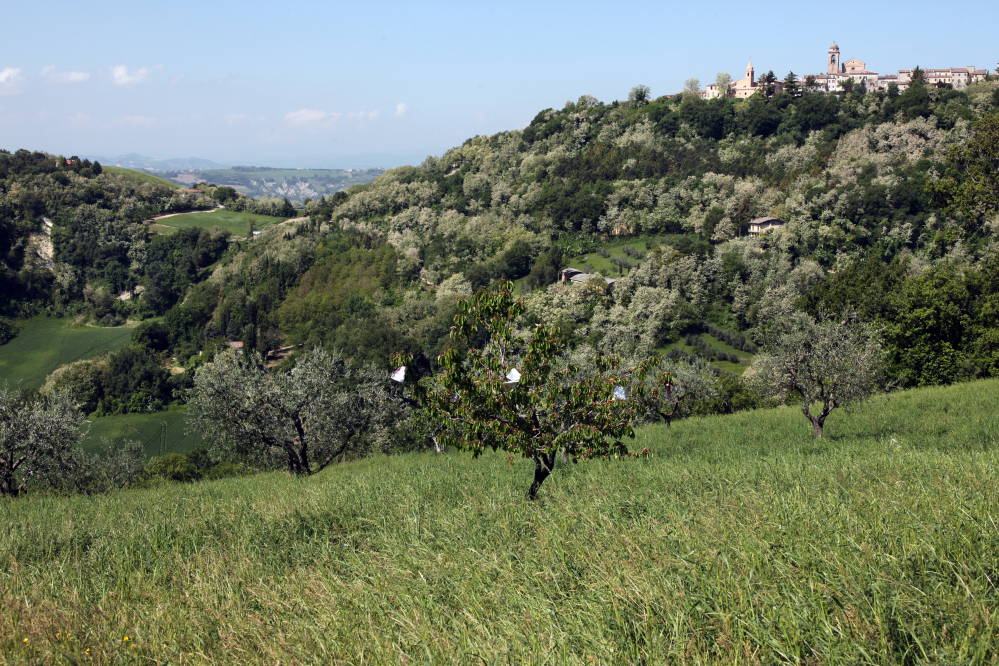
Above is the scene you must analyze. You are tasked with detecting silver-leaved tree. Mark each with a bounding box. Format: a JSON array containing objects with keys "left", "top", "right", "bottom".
[
  {"left": 631, "top": 356, "right": 717, "bottom": 428},
  {"left": 394, "top": 279, "right": 652, "bottom": 500},
  {"left": 752, "top": 312, "right": 888, "bottom": 438},
  {"left": 2, "top": 386, "right": 145, "bottom": 497},
  {"left": 186, "top": 347, "right": 403, "bottom": 475}
]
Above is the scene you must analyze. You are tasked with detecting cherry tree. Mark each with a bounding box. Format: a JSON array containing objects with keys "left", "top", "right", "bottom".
[{"left": 394, "top": 280, "right": 650, "bottom": 499}]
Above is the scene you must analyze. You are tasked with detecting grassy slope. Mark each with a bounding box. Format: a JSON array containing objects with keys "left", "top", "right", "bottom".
[
  {"left": 0, "top": 318, "right": 134, "bottom": 388},
  {"left": 82, "top": 409, "right": 203, "bottom": 458},
  {"left": 103, "top": 166, "right": 181, "bottom": 189},
  {"left": 150, "top": 209, "right": 288, "bottom": 237},
  {"left": 3, "top": 380, "right": 999, "bottom": 663}
]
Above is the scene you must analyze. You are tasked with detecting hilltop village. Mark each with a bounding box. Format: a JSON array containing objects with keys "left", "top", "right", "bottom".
[{"left": 697, "top": 42, "right": 992, "bottom": 98}]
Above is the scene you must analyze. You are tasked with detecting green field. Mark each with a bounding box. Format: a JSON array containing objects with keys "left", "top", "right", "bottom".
[
  {"left": 151, "top": 209, "right": 289, "bottom": 237},
  {"left": 83, "top": 409, "right": 203, "bottom": 458},
  {"left": 103, "top": 166, "right": 181, "bottom": 189},
  {"left": 3, "top": 380, "right": 999, "bottom": 663},
  {"left": 0, "top": 318, "right": 134, "bottom": 389}
]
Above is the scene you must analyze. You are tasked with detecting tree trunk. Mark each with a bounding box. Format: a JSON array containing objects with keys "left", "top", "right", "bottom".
[
  {"left": 811, "top": 416, "right": 824, "bottom": 438},
  {"left": 527, "top": 452, "right": 557, "bottom": 500}
]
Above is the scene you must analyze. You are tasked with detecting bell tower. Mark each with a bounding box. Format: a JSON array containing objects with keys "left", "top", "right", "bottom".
[
  {"left": 746, "top": 60, "right": 755, "bottom": 86},
  {"left": 828, "top": 42, "right": 841, "bottom": 74}
]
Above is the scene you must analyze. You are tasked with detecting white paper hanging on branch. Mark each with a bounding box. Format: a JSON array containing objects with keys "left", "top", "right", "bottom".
[
  {"left": 390, "top": 366, "right": 407, "bottom": 382},
  {"left": 613, "top": 386, "right": 626, "bottom": 401},
  {"left": 502, "top": 368, "right": 521, "bottom": 391}
]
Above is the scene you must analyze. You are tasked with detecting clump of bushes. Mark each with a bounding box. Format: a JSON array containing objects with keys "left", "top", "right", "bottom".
[
  {"left": 0, "top": 317, "right": 18, "bottom": 345},
  {"left": 622, "top": 246, "right": 647, "bottom": 260},
  {"left": 138, "top": 445, "right": 255, "bottom": 485},
  {"left": 704, "top": 323, "right": 758, "bottom": 354},
  {"left": 684, "top": 334, "right": 742, "bottom": 363}
]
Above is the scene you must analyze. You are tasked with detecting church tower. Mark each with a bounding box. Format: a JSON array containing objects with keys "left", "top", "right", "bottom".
[
  {"left": 828, "top": 43, "right": 841, "bottom": 74},
  {"left": 746, "top": 60, "right": 755, "bottom": 86}
]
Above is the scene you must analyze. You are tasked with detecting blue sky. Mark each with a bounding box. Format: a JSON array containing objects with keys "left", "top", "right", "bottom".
[{"left": 2, "top": 0, "right": 996, "bottom": 168}]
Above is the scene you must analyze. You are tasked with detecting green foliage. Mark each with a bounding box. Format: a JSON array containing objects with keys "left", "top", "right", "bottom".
[
  {"left": 143, "top": 227, "right": 230, "bottom": 314},
  {"left": 0, "top": 317, "right": 18, "bottom": 344},
  {"left": 884, "top": 263, "right": 975, "bottom": 386},
  {"left": 932, "top": 111, "right": 999, "bottom": 230},
  {"left": 39, "top": 343, "right": 184, "bottom": 416}
]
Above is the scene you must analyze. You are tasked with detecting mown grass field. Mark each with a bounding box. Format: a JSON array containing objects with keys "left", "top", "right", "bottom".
[
  {"left": 103, "top": 166, "right": 181, "bottom": 189},
  {"left": 0, "top": 318, "right": 134, "bottom": 389},
  {"left": 150, "top": 209, "right": 288, "bottom": 237},
  {"left": 82, "top": 409, "right": 203, "bottom": 458},
  {"left": 3, "top": 380, "right": 998, "bottom": 664}
]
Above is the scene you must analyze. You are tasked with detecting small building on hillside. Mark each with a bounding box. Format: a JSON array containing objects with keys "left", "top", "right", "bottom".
[
  {"left": 560, "top": 268, "right": 617, "bottom": 289},
  {"left": 748, "top": 217, "right": 784, "bottom": 237}
]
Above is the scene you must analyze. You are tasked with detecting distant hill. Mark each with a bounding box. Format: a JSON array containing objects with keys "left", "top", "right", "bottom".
[
  {"left": 84, "top": 153, "right": 230, "bottom": 171},
  {"left": 163, "top": 166, "right": 384, "bottom": 202}
]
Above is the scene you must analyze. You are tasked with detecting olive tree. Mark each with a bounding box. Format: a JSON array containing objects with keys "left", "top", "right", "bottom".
[
  {"left": 752, "top": 313, "right": 887, "bottom": 438},
  {"left": 185, "top": 348, "right": 402, "bottom": 476},
  {"left": 394, "top": 280, "right": 650, "bottom": 500},
  {"left": 0, "top": 388, "right": 85, "bottom": 496},
  {"left": 632, "top": 356, "right": 717, "bottom": 428}
]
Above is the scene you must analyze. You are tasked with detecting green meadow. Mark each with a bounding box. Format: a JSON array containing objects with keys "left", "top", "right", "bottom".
[
  {"left": 82, "top": 409, "right": 203, "bottom": 458},
  {"left": 150, "top": 209, "right": 289, "bottom": 237},
  {"left": 103, "top": 166, "right": 181, "bottom": 189},
  {"left": 3, "top": 379, "right": 999, "bottom": 664},
  {"left": 0, "top": 318, "right": 134, "bottom": 389}
]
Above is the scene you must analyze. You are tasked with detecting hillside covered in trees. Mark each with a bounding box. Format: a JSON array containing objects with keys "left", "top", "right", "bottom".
[{"left": 4, "top": 77, "right": 999, "bottom": 420}]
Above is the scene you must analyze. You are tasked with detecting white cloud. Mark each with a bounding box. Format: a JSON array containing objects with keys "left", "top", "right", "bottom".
[
  {"left": 284, "top": 108, "right": 334, "bottom": 124},
  {"left": 395, "top": 102, "right": 409, "bottom": 117},
  {"left": 0, "top": 68, "right": 25, "bottom": 95},
  {"left": 111, "top": 65, "right": 153, "bottom": 86},
  {"left": 117, "top": 115, "right": 156, "bottom": 126},
  {"left": 41, "top": 66, "right": 90, "bottom": 83}
]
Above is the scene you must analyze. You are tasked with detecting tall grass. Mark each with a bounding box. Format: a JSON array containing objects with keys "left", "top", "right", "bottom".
[{"left": 2, "top": 380, "right": 999, "bottom": 664}]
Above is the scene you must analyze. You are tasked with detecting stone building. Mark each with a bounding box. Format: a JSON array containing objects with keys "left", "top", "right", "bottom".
[{"left": 804, "top": 42, "right": 989, "bottom": 92}]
